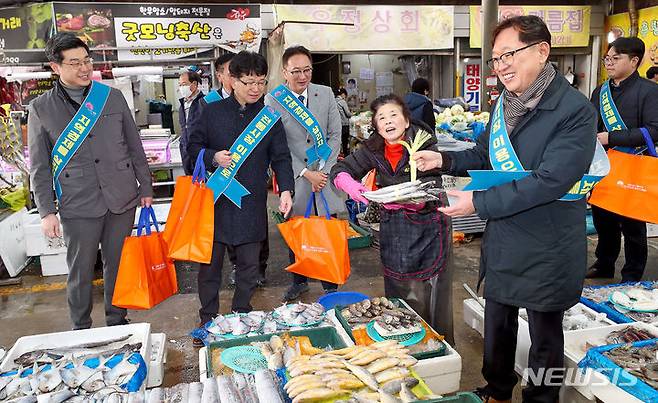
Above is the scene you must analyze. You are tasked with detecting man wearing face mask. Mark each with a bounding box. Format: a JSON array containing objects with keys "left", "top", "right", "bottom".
[
  {"left": 178, "top": 69, "right": 205, "bottom": 175},
  {"left": 588, "top": 37, "right": 658, "bottom": 282}
]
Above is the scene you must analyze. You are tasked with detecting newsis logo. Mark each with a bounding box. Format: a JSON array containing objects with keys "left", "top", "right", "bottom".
[
  {"left": 616, "top": 180, "right": 647, "bottom": 192},
  {"left": 521, "top": 367, "right": 638, "bottom": 387}
]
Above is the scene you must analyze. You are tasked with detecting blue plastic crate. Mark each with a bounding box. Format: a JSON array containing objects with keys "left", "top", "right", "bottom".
[{"left": 580, "top": 281, "right": 658, "bottom": 324}]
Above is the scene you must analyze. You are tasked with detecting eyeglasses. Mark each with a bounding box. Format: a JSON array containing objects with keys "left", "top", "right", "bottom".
[
  {"left": 60, "top": 58, "right": 94, "bottom": 69},
  {"left": 486, "top": 42, "right": 542, "bottom": 70},
  {"left": 286, "top": 67, "right": 313, "bottom": 77},
  {"left": 601, "top": 55, "right": 624, "bottom": 65},
  {"left": 237, "top": 78, "right": 268, "bottom": 88}
]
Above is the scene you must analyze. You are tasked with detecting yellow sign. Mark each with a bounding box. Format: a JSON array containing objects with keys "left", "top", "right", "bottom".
[
  {"left": 604, "top": 5, "right": 658, "bottom": 81},
  {"left": 469, "top": 6, "right": 591, "bottom": 48},
  {"left": 273, "top": 5, "right": 454, "bottom": 52}
]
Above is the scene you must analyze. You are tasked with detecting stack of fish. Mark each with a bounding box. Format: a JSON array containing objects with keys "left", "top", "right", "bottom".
[
  {"left": 341, "top": 298, "right": 421, "bottom": 332},
  {"left": 273, "top": 303, "right": 326, "bottom": 327},
  {"left": 362, "top": 181, "right": 444, "bottom": 204},
  {"left": 0, "top": 335, "right": 144, "bottom": 402},
  {"left": 205, "top": 312, "right": 270, "bottom": 337},
  {"left": 283, "top": 340, "right": 440, "bottom": 403},
  {"left": 520, "top": 305, "right": 609, "bottom": 331},
  {"left": 583, "top": 283, "right": 658, "bottom": 323},
  {"left": 603, "top": 341, "right": 658, "bottom": 389},
  {"left": 605, "top": 326, "right": 656, "bottom": 345},
  {"left": 611, "top": 289, "right": 658, "bottom": 312}
]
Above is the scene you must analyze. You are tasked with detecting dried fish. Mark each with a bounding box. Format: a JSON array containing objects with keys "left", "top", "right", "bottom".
[{"left": 363, "top": 181, "right": 444, "bottom": 204}]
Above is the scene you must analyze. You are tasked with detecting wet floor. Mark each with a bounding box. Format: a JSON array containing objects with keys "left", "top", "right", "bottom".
[{"left": 1, "top": 201, "right": 657, "bottom": 402}]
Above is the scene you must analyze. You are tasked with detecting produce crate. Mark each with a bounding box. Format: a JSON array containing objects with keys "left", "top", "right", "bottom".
[
  {"left": 206, "top": 326, "right": 347, "bottom": 377},
  {"left": 418, "top": 392, "right": 482, "bottom": 402},
  {"left": 347, "top": 222, "right": 372, "bottom": 249},
  {"left": 334, "top": 298, "right": 448, "bottom": 360}
]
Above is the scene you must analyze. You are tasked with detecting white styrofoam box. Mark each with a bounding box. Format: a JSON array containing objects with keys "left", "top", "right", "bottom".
[
  {"left": 23, "top": 210, "right": 66, "bottom": 256},
  {"left": 199, "top": 347, "right": 209, "bottom": 381},
  {"left": 1, "top": 323, "right": 152, "bottom": 388},
  {"left": 588, "top": 369, "right": 644, "bottom": 403},
  {"left": 648, "top": 223, "right": 658, "bottom": 238},
  {"left": 40, "top": 252, "right": 68, "bottom": 276},
  {"left": 147, "top": 332, "right": 166, "bottom": 388},
  {"left": 326, "top": 309, "right": 358, "bottom": 347},
  {"left": 411, "top": 340, "right": 462, "bottom": 395},
  {"left": 0, "top": 207, "right": 29, "bottom": 277},
  {"left": 515, "top": 303, "right": 615, "bottom": 376},
  {"left": 462, "top": 297, "right": 486, "bottom": 337}
]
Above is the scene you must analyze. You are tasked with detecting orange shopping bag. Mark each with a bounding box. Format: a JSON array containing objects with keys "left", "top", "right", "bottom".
[
  {"left": 277, "top": 191, "right": 351, "bottom": 284},
  {"left": 113, "top": 207, "right": 178, "bottom": 309},
  {"left": 162, "top": 150, "right": 214, "bottom": 263},
  {"left": 589, "top": 128, "right": 658, "bottom": 224}
]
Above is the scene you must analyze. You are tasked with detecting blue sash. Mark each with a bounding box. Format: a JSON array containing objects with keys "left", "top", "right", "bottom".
[
  {"left": 204, "top": 89, "right": 222, "bottom": 104},
  {"left": 270, "top": 84, "right": 332, "bottom": 168},
  {"left": 464, "top": 100, "right": 607, "bottom": 201},
  {"left": 206, "top": 106, "right": 281, "bottom": 207},
  {"left": 599, "top": 80, "right": 645, "bottom": 154},
  {"left": 51, "top": 81, "right": 111, "bottom": 200}
]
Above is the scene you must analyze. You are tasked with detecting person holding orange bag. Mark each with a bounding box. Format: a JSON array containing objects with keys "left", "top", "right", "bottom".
[
  {"left": 188, "top": 51, "right": 294, "bottom": 347},
  {"left": 329, "top": 94, "right": 453, "bottom": 344},
  {"left": 588, "top": 37, "right": 658, "bottom": 282}
]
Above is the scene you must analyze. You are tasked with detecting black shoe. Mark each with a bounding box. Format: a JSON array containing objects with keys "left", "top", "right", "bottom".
[
  {"left": 283, "top": 283, "right": 309, "bottom": 301},
  {"left": 109, "top": 318, "right": 130, "bottom": 326},
  {"left": 323, "top": 288, "right": 338, "bottom": 295},
  {"left": 256, "top": 276, "right": 267, "bottom": 288},
  {"left": 228, "top": 267, "right": 236, "bottom": 289},
  {"left": 192, "top": 337, "right": 204, "bottom": 348},
  {"left": 585, "top": 264, "right": 614, "bottom": 279}
]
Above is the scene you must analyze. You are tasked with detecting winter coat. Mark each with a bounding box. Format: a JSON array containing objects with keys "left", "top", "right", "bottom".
[
  {"left": 330, "top": 122, "right": 452, "bottom": 280},
  {"left": 442, "top": 74, "right": 597, "bottom": 312},
  {"left": 187, "top": 95, "right": 294, "bottom": 245},
  {"left": 590, "top": 71, "right": 658, "bottom": 150},
  {"left": 404, "top": 92, "right": 436, "bottom": 133},
  {"left": 336, "top": 96, "right": 352, "bottom": 126},
  {"left": 178, "top": 91, "right": 206, "bottom": 174}
]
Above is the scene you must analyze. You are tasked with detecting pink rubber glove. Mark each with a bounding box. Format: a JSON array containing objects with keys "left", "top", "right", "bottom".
[
  {"left": 382, "top": 202, "right": 426, "bottom": 211},
  {"left": 333, "top": 172, "right": 369, "bottom": 204}
]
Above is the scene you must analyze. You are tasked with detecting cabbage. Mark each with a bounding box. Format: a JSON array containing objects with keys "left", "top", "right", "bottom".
[{"left": 450, "top": 104, "right": 465, "bottom": 115}]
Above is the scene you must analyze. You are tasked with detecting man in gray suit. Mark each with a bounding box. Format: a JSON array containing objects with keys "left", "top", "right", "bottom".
[
  {"left": 28, "top": 33, "right": 153, "bottom": 329},
  {"left": 265, "top": 45, "right": 344, "bottom": 301}
]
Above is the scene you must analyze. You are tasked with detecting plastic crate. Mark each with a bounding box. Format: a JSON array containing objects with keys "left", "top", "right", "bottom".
[
  {"left": 347, "top": 222, "right": 373, "bottom": 249},
  {"left": 418, "top": 392, "right": 482, "bottom": 403},
  {"left": 334, "top": 298, "right": 448, "bottom": 360},
  {"left": 580, "top": 282, "right": 658, "bottom": 324},
  {"left": 206, "top": 326, "right": 348, "bottom": 377}
]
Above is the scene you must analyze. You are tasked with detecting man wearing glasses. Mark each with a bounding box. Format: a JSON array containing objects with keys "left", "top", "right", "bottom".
[
  {"left": 188, "top": 51, "right": 294, "bottom": 346},
  {"left": 28, "top": 32, "right": 153, "bottom": 329},
  {"left": 588, "top": 37, "right": 658, "bottom": 282},
  {"left": 265, "top": 45, "right": 344, "bottom": 301}
]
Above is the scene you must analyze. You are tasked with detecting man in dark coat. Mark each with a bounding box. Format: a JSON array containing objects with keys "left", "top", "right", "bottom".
[
  {"left": 403, "top": 78, "right": 435, "bottom": 132},
  {"left": 415, "top": 16, "right": 596, "bottom": 403},
  {"left": 588, "top": 37, "right": 658, "bottom": 282},
  {"left": 178, "top": 69, "right": 205, "bottom": 175},
  {"left": 187, "top": 51, "right": 294, "bottom": 347}
]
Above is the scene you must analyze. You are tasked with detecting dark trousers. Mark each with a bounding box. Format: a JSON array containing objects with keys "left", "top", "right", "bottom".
[
  {"left": 341, "top": 125, "right": 350, "bottom": 156},
  {"left": 592, "top": 205, "right": 647, "bottom": 282},
  {"left": 198, "top": 241, "right": 261, "bottom": 323},
  {"left": 483, "top": 299, "right": 564, "bottom": 403},
  {"left": 61, "top": 208, "right": 135, "bottom": 329},
  {"left": 227, "top": 232, "right": 269, "bottom": 278},
  {"left": 288, "top": 197, "right": 338, "bottom": 291}
]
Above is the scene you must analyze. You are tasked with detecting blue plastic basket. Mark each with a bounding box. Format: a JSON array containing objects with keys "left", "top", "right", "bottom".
[
  {"left": 317, "top": 291, "right": 369, "bottom": 310},
  {"left": 220, "top": 346, "right": 267, "bottom": 374}
]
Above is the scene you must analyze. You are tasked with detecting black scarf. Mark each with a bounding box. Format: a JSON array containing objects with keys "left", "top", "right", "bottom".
[{"left": 501, "top": 62, "right": 556, "bottom": 129}]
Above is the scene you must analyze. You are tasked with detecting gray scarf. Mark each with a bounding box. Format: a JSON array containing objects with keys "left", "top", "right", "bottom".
[{"left": 501, "top": 62, "right": 557, "bottom": 130}]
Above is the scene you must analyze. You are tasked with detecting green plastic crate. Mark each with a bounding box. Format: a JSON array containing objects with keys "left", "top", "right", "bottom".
[
  {"left": 334, "top": 297, "right": 448, "bottom": 360},
  {"left": 348, "top": 222, "right": 372, "bottom": 249},
  {"left": 207, "top": 326, "right": 347, "bottom": 376},
  {"left": 417, "top": 392, "right": 482, "bottom": 402}
]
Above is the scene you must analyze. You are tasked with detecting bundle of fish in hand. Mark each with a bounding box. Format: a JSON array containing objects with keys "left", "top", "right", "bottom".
[
  {"left": 283, "top": 340, "right": 441, "bottom": 403},
  {"left": 341, "top": 298, "right": 421, "bottom": 332},
  {"left": 362, "top": 181, "right": 444, "bottom": 204},
  {"left": 0, "top": 335, "right": 144, "bottom": 402},
  {"left": 273, "top": 303, "right": 326, "bottom": 327},
  {"left": 205, "top": 311, "right": 268, "bottom": 337}
]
